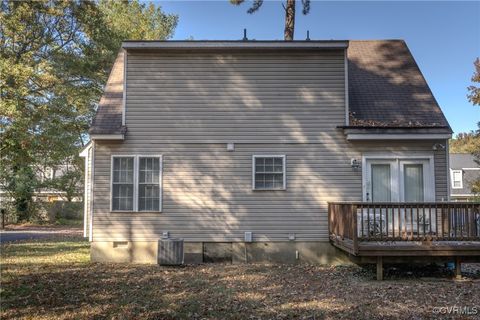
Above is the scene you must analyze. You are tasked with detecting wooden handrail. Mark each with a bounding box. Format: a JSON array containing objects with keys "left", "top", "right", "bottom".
[
  {"left": 329, "top": 201, "right": 480, "bottom": 206},
  {"left": 328, "top": 202, "right": 480, "bottom": 242}
]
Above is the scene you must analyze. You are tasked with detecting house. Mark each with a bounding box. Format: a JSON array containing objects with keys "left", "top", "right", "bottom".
[
  {"left": 81, "top": 40, "right": 479, "bottom": 277},
  {"left": 0, "top": 164, "right": 82, "bottom": 203},
  {"left": 450, "top": 153, "right": 480, "bottom": 201}
]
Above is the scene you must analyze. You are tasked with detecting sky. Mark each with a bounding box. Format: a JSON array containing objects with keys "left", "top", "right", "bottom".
[{"left": 154, "top": 0, "right": 480, "bottom": 135}]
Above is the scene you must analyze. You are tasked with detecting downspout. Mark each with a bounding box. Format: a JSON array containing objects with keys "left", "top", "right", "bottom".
[
  {"left": 344, "top": 48, "right": 349, "bottom": 126},
  {"left": 89, "top": 140, "right": 95, "bottom": 242},
  {"left": 446, "top": 140, "right": 450, "bottom": 202},
  {"left": 122, "top": 49, "right": 127, "bottom": 126},
  {"left": 83, "top": 151, "right": 88, "bottom": 238}
]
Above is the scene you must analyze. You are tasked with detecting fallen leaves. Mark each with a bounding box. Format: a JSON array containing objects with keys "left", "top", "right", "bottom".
[{"left": 1, "top": 238, "right": 479, "bottom": 319}]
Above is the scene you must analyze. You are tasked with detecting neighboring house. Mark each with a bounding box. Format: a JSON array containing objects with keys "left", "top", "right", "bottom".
[
  {"left": 81, "top": 40, "right": 479, "bottom": 272},
  {"left": 450, "top": 153, "right": 480, "bottom": 201},
  {"left": 36, "top": 164, "right": 82, "bottom": 202},
  {"left": 0, "top": 164, "right": 81, "bottom": 203}
]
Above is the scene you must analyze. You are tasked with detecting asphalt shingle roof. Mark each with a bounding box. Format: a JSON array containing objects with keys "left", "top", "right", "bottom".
[
  {"left": 449, "top": 153, "right": 480, "bottom": 196},
  {"left": 89, "top": 51, "right": 125, "bottom": 135},
  {"left": 348, "top": 40, "right": 450, "bottom": 129}
]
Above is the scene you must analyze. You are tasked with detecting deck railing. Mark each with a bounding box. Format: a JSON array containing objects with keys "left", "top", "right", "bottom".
[{"left": 329, "top": 202, "right": 480, "bottom": 252}]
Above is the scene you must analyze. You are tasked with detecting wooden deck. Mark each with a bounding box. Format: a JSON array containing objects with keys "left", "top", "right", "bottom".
[{"left": 328, "top": 202, "right": 480, "bottom": 279}]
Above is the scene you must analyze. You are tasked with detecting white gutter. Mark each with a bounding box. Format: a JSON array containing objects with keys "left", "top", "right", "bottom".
[
  {"left": 346, "top": 133, "right": 452, "bottom": 140},
  {"left": 90, "top": 134, "right": 124, "bottom": 140}
]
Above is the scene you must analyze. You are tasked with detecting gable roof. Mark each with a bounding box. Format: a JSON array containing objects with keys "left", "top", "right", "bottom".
[
  {"left": 347, "top": 40, "right": 450, "bottom": 130},
  {"left": 89, "top": 51, "right": 126, "bottom": 135},
  {"left": 450, "top": 153, "right": 479, "bottom": 170},
  {"left": 89, "top": 40, "right": 451, "bottom": 135},
  {"left": 449, "top": 153, "right": 480, "bottom": 196}
]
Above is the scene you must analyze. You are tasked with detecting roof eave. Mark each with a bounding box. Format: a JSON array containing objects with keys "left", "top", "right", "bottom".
[
  {"left": 122, "top": 40, "right": 349, "bottom": 50},
  {"left": 79, "top": 141, "right": 92, "bottom": 157},
  {"left": 90, "top": 133, "right": 125, "bottom": 141},
  {"left": 339, "top": 126, "right": 452, "bottom": 141}
]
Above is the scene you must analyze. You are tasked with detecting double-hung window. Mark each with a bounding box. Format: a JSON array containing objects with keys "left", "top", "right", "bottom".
[
  {"left": 252, "top": 155, "right": 286, "bottom": 190},
  {"left": 138, "top": 157, "right": 161, "bottom": 211},
  {"left": 112, "top": 157, "right": 134, "bottom": 211},
  {"left": 111, "top": 155, "right": 162, "bottom": 212},
  {"left": 451, "top": 170, "right": 463, "bottom": 189}
]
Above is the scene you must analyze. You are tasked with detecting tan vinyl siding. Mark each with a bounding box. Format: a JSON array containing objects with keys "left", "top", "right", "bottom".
[
  {"left": 92, "top": 140, "right": 448, "bottom": 242},
  {"left": 91, "top": 49, "right": 449, "bottom": 242},
  {"left": 125, "top": 50, "right": 345, "bottom": 144}
]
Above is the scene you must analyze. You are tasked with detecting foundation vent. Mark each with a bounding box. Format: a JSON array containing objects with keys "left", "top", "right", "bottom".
[{"left": 158, "top": 238, "right": 184, "bottom": 265}]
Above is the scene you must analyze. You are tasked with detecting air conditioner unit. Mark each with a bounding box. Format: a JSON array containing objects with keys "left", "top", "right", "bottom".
[{"left": 158, "top": 238, "right": 184, "bottom": 265}]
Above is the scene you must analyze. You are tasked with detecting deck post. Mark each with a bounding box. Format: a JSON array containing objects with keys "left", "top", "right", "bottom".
[
  {"left": 352, "top": 204, "right": 359, "bottom": 255},
  {"left": 454, "top": 257, "right": 462, "bottom": 279},
  {"left": 376, "top": 256, "right": 383, "bottom": 281}
]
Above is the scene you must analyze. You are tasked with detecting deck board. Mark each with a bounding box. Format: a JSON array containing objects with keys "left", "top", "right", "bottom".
[{"left": 331, "top": 238, "right": 480, "bottom": 257}]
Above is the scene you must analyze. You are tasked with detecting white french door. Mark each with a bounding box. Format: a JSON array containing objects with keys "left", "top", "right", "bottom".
[
  {"left": 364, "top": 157, "right": 434, "bottom": 202},
  {"left": 362, "top": 155, "right": 435, "bottom": 236},
  {"left": 399, "top": 160, "right": 433, "bottom": 202},
  {"left": 365, "top": 160, "right": 397, "bottom": 202}
]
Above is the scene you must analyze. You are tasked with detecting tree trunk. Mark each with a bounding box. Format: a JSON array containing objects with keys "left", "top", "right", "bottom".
[{"left": 284, "top": 0, "right": 295, "bottom": 40}]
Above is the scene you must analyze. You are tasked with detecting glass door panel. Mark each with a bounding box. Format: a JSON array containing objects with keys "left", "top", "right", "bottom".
[
  {"left": 399, "top": 160, "right": 435, "bottom": 235},
  {"left": 371, "top": 164, "right": 392, "bottom": 202},
  {"left": 363, "top": 161, "right": 396, "bottom": 237},
  {"left": 403, "top": 164, "right": 424, "bottom": 202}
]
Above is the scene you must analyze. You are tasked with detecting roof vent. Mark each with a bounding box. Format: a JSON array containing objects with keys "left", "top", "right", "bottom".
[
  {"left": 306, "top": 30, "right": 311, "bottom": 41},
  {"left": 243, "top": 28, "right": 248, "bottom": 41}
]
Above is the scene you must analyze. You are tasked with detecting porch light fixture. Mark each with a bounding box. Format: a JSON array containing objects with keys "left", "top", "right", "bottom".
[
  {"left": 351, "top": 158, "right": 361, "bottom": 169},
  {"left": 432, "top": 143, "right": 446, "bottom": 151}
]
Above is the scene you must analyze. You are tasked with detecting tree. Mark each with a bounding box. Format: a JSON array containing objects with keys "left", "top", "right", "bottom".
[
  {"left": 0, "top": 0, "right": 177, "bottom": 220},
  {"left": 465, "top": 57, "right": 480, "bottom": 195},
  {"left": 467, "top": 58, "right": 480, "bottom": 105},
  {"left": 450, "top": 132, "right": 480, "bottom": 154},
  {"left": 230, "top": 0, "right": 310, "bottom": 40},
  {"left": 466, "top": 58, "right": 480, "bottom": 165}
]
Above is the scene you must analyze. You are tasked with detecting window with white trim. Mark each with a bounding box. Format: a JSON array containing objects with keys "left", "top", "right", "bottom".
[
  {"left": 138, "top": 157, "right": 161, "bottom": 211},
  {"left": 451, "top": 170, "right": 463, "bottom": 189},
  {"left": 112, "top": 157, "right": 134, "bottom": 211},
  {"left": 111, "top": 156, "right": 162, "bottom": 212},
  {"left": 253, "top": 155, "right": 286, "bottom": 190}
]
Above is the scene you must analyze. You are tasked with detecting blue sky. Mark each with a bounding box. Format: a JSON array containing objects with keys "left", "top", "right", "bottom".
[{"left": 155, "top": 0, "right": 480, "bottom": 135}]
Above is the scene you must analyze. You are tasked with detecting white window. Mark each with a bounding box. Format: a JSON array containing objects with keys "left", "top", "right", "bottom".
[
  {"left": 112, "top": 157, "right": 135, "bottom": 211},
  {"left": 451, "top": 170, "right": 463, "bottom": 189},
  {"left": 252, "top": 155, "right": 286, "bottom": 190},
  {"left": 138, "top": 157, "right": 161, "bottom": 211},
  {"left": 111, "top": 155, "right": 162, "bottom": 212}
]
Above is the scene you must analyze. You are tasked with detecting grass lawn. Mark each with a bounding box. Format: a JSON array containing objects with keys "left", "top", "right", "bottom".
[{"left": 1, "top": 237, "right": 479, "bottom": 320}]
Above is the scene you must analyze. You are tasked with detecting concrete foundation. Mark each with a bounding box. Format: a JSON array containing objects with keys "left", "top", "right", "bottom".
[
  {"left": 90, "top": 241, "right": 353, "bottom": 265},
  {"left": 91, "top": 241, "right": 158, "bottom": 263}
]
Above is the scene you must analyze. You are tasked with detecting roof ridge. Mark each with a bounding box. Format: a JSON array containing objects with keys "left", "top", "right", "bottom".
[{"left": 349, "top": 39, "right": 405, "bottom": 42}]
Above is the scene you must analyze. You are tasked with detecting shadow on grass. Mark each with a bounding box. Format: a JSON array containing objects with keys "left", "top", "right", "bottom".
[{"left": 1, "top": 239, "right": 479, "bottom": 319}]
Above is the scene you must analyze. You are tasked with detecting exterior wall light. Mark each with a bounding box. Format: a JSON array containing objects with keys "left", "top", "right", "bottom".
[
  {"left": 351, "top": 158, "right": 361, "bottom": 169},
  {"left": 432, "top": 143, "right": 446, "bottom": 150}
]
